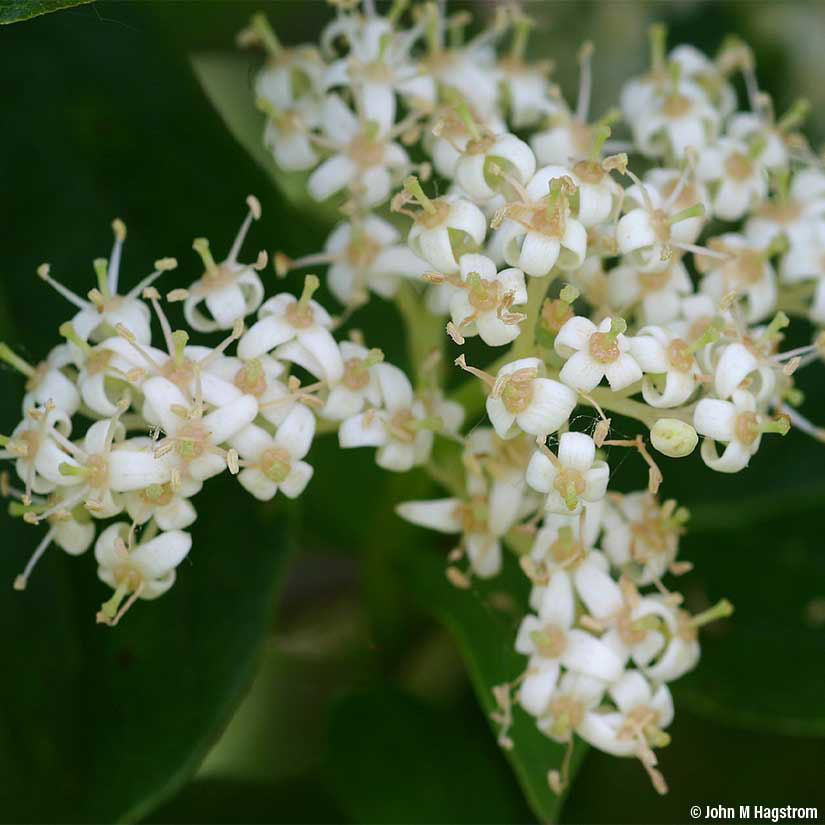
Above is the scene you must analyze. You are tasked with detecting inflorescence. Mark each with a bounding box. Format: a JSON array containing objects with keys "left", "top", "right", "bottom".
[{"left": 3, "top": 0, "right": 825, "bottom": 795}]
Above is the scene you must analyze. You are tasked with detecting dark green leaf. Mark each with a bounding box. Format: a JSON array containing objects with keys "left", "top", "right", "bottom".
[
  {"left": 561, "top": 709, "right": 825, "bottom": 823},
  {"left": 0, "top": 480, "right": 293, "bottom": 823},
  {"left": 672, "top": 501, "right": 825, "bottom": 737},
  {"left": 143, "top": 777, "right": 343, "bottom": 825},
  {"left": 0, "top": 0, "right": 91, "bottom": 24},
  {"left": 398, "top": 542, "right": 588, "bottom": 824},
  {"left": 326, "top": 685, "right": 532, "bottom": 824},
  {"left": 189, "top": 52, "right": 337, "bottom": 223}
]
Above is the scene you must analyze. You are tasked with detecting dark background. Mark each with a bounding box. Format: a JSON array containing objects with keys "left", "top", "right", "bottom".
[{"left": 1, "top": 2, "right": 824, "bottom": 823}]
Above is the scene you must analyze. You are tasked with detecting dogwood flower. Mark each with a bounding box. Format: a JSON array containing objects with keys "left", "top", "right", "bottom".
[
  {"left": 629, "top": 325, "right": 701, "bottom": 408},
  {"left": 230, "top": 404, "right": 315, "bottom": 500},
  {"left": 447, "top": 253, "right": 527, "bottom": 346},
  {"left": 95, "top": 522, "right": 192, "bottom": 624},
  {"left": 0, "top": 343, "right": 80, "bottom": 417},
  {"left": 404, "top": 180, "right": 487, "bottom": 275},
  {"left": 601, "top": 492, "right": 687, "bottom": 585},
  {"left": 183, "top": 196, "right": 267, "bottom": 332},
  {"left": 696, "top": 233, "right": 778, "bottom": 322},
  {"left": 555, "top": 315, "right": 642, "bottom": 392},
  {"left": 694, "top": 388, "right": 788, "bottom": 472},
  {"left": 578, "top": 670, "right": 673, "bottom": 795},
  {"left": 338, "top": 362, "right": 442, "bottom": 472},
  {"left": 525, "top": 432, "right": 609, "bottom": 514},
  {"left": 239, "top": 276, "right": 344, "bottom": 383},
  {"left": 696, "top": 137, "right": 769, "bottom": 221},
  {"left": 497, "top": 171, "right": 587, "bottom": 276},
  {"left": 307, "top": 94, "right": 409, "bottom": 206}
]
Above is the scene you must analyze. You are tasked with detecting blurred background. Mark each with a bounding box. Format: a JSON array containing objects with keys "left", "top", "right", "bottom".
[{"left": 2, "top": 2, "right": 825, "bottom": 823}]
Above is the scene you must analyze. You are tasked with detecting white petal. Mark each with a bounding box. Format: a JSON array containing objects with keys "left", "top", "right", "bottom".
[
  {"left": 558, "top": 431, "right": 595, "bottom": 471},
  {"left": 396, "top": 498, "right": 462, "bottom": 533}
]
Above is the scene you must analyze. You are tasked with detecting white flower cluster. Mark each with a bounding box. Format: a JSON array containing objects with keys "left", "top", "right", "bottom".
[{"left": 5, "top": 0, "right": 825, "bottom": 796}]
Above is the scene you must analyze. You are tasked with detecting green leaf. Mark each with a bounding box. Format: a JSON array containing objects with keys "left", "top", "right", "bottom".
[
  {"left": 326, "top": 685, "right": 533, "bottom": 824},
  {"left": 561, "top": 708, "right": 825, "bottom": 823},
  {"left": 672, "top": 501, "right": 825, "bottom": 737},
  {"left": 189, "top": 52, "right": 336, "bottom": 222},
  {"left": 398, "top": 542, "right": 588, "bottom": 824},
  {"left": 0, "top": 0, "right": 91, "bottom": 24},
  {"left": 144, "top": 777, "right": 343, "bottom": 824},
  {"left": 0, "top": 478, "right": 293, "bottom": 823}
]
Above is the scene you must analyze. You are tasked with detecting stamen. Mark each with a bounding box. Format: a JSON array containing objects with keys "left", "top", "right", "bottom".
[
  {"left": 36, "top": 263, "right": 91, "bottom": 310},
  {"left": 143, "top": 287, "right": 177, "bottom": 356},
  {"left": 454, "top": 353, "right": 495, "bottom": 388},
  {"left": 13, "top": 526, "right": 56, "bottom": 591},
  {"left": 125, "top": 258, "right": 177, "bottom": 301},
  {"left": 227, "top": 195, "right": 261, "bottom": 263},
  {"left": 109, "top": 219, "right": 126, "bottom": 294},
  {"left": 115, "top": 323, "right": 162, "bottom": 372}
]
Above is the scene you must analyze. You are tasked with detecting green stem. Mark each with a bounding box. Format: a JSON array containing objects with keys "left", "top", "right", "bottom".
[
  {"left": 511, "top": 274, "right": 553, "bottom": 360},
  {"left": 395, "top": 281, "right": 445, "bottom": 388}
]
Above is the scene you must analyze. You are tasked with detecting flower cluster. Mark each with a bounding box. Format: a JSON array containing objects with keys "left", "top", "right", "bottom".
[{"left": 4, "top": 0, "right": 825, "bottom": 797}]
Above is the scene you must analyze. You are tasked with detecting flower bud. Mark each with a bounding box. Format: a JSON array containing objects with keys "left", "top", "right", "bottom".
[{"left": 651, "top": 418, "right": 698, "bottom": 458}]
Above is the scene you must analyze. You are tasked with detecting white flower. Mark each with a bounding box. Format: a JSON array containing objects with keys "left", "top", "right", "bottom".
[
  {"left": 123, "top": 469, "right": 200, "bottom": 531},
  {"left": 238, "top": 276, "right": 344, "bottom": 383},
  {"left": 618, "top": 170, "right": 708, "bottom": 269},
  {"left": 693, "top": 388, "right": 786, "bottom": 473},
  {"left": 307, "top": 94, "right": 408, "bottom": 207},
  {"left": 516, "top": 572, "right": 625, "bottom": 712},
  {"left": 230, "top": 404, "right": 315, "bottom": 501},
  {"left": 777, "top": 219, "right": 825, "bottom": 286},
  {"left": 0, "top": 342, "right": 81, "bottom": 417},
  {"left": 485, "top": 357, "right": 577, "bottom": 439},
  {"left": 727, "top": 111, "right": 789, "bottom": 171},
  {"left": 578, "top": 671, "right": 674, "bottom": 767},
  {"left": 95, "top": 522, "right": 192, "bottom": 624},
  {"left": 497, "top": 53, "right": 559, "bottom": 129},
  {"left": 396, "top": 496, "right": 507, "bottom": 579},
  {"left": 35, "top": 225, "right": 174, "bottom": 347},
  {"left": 535, "top": 671, "right": 606, "bottom": 743},
  {"left": 142, "top": 375, "right": 258, "bottom": 482},
  {"left": 525, "top": 432, "right": 609, "bottom": 514},
  {"left": 406, "top": 186, "right": 487, "bottom": 275},
  {"left": 183, "top": 197, "right": 266, "bottom": 332},
  {"left": 695, "top": 137, "right": 769, "bottom": 221},
  {"left": 455, "top": 132, "right": 536, "bottom": 202},
  {"left": 338, "top": 363, "right": 439, "bottom": 472},
  {"left": 601, "top": 492, "right": 685, "bottom": 585},
  {"left": 632, "top": 79, "right": 719, "bottom": 160},
  {"left": 320, "top": 215, "right": 429, "bottom": 305},
  {"left": 600, "top": 595, "right": 700, "bottom": 684},
  {"left": 607, "top": 259, "right": 692, "bottom": 325},
  {"left": 696, "top": 233, "right": 778, "bottom": 322},
  {"left": 498, "top": 169, "right": 587, "bottom": 276},
  {"left": 11, "top": 501, "right": 96, "bottom": 591},
  {"left": 448, "top": 253, "right": 527, "bottom": 346},
  {"left": 555, "top": 315, "right": 642, "bottom": 392},
  {"left": 629, "top": 325, "right": 700, "bottom": 408}
]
